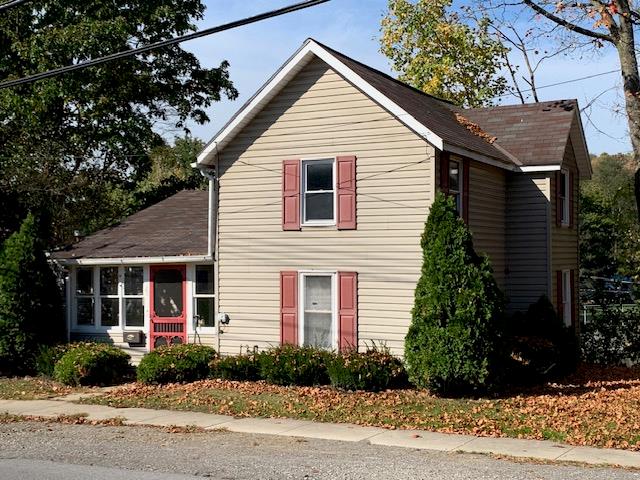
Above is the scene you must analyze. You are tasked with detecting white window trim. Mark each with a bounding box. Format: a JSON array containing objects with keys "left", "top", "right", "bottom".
[
  {"left": 562, "top": 270, "right": 572, "bottom": 327},
  {"left": 71, "top": 265, "right": 146, "bottom": 333},
  {"left": 122, "top": 266, "right": 145, "bottom": 329},
  {"left": 560, "top": 169, "right": 570, "bottom": 226},
  {"left": 301, "top": 157, "right": 337, "bottom": 227},
  {"left": 190, "top": 264, "right": 216, "bottom": 334},
  {"left": 298, "top": 271, "right": 338, "bottom": 350}
]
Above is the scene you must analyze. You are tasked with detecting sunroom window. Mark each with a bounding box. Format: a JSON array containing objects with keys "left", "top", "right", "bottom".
[
  {"left": 74, "top": 266, "right": 144, "bottom": 329},
  {"left": 302, "top": 159, "right": 335, "bottom": 224},
  {"left": 449, "top": 159, "right": 462, "bottom": 215},
  {"left": 193, "top": 265, "right": 215, "bottom": 328}
]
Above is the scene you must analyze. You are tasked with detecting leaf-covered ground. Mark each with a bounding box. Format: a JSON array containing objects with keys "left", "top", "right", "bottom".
[
  {"left": 79, "top": 364, "right": 640, "bottom": 451},
  {"left": 0, "top": 377, "right": 86, "bottom": 400}
]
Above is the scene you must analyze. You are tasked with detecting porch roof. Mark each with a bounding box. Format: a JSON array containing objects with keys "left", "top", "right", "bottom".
[{"left": 52, "top": 190, "right": 209, "bottom": 262}]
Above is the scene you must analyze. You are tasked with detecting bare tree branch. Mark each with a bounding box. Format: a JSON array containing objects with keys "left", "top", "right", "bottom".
[{"left": 522, "top": 0, "right": 613, "bottom": 42}]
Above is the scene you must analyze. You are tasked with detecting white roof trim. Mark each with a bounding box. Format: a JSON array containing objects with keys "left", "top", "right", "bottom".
[
  {"left": 444, "top": 143, "right": 515, "bottom": 171},
  {"left": 517, "top": 165, "right": 562, "bottom": 173},
  {"left": 197, "top": 39, "right": 444, "bottom": 165},
  {"left": 55, "top": 255, "right": 213, "bottom": 266}
]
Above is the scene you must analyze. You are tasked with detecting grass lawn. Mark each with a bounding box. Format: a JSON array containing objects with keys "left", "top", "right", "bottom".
[
  {"left": 77, "top": 364, "right": 640, "bottom": 451},
  {"left": 0, "top": 377, "right": 87, "bottom": 400}
]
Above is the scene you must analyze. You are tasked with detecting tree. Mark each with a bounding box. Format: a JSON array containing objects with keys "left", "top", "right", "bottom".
[
  {"left": 0, "top": 0, "right": 237, "bottom": 245},
  {"left": 483, "top": 0, "right": 640, "bottom": 219},
  {"left": 405, "top": 194, "right": 506, "bottom": 393},
  {"left": 580, "top": 152, "right": 640, "bottom": 279},
  {"left": 0, "top": 214, "right": 64, "bottom": 375},
  {"left": 380, "top": 0, "right": 509, "bottom": 107},
  {"left": 133, "top": 136, "right": 207, "bottom": 211}
]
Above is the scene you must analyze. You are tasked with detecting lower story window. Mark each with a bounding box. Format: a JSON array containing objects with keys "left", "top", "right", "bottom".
[
  {"left": 73, "top": 265, "right": 144, "bottom": 329},
  {"left": 562, "top": 270, "right": 571, "bottom": 327},
  {"left": 300, "top": 273, "right": 336, "bottom": 349},
  {"left": 193, "top": 265, "right": 215, "bottom": 328}
]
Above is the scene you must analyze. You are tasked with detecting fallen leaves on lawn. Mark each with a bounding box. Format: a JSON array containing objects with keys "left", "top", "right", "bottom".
[{"left": 88, "top": 364, "right": 640, "bottom": 451}]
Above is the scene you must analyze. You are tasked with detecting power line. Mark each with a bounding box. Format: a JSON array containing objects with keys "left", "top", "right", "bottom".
[
  {"left": 0, "top": 0, "right": 29, "bottom": 12},
  {"left": 496, "top": 69, "right": 620, "bottom": 99},
  {"left": 0, "top": 0, "right": 330, "bottom": 90}
]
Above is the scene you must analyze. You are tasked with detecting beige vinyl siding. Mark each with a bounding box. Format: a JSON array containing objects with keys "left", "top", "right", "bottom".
[
  {"left": 216, "top": 57, "right": 434, "bottom": 356},
  {"left": 505, "top": 172, "right": 551, "bottom": 313},
  {"left": 468, "top": 162, "right": 507, "bottom": 289},
  {"left": 551, "top": 139, "right": 580, "bottom": 319}
]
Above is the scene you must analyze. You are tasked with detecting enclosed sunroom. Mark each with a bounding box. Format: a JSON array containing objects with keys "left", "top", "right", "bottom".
[{"left": 52, "top": 190, "right": 217, "bottom": 363}]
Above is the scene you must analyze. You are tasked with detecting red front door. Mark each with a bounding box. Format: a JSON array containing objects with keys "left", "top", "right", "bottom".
[{"left": 150, "top": 265, "right": 187, "bottom": 350}]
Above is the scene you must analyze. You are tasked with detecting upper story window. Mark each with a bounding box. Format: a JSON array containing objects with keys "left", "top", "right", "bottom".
[
  {"left": 302, "top": 158, "right": 335, "bottom": 225},
  {"left": 448, "top": 159, "right": 462, "bottom": 215},
  {"left": 559, "top": 169, "right": 570, "bottom": 226}
]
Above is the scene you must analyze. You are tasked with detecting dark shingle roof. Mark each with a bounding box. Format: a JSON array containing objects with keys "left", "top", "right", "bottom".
[
  {"left": 53, "top": 190, "right": 208, "bottom": 260},
  {"left": 459, "top": 100, "right": 579, "bottom": 166},
  {"left": 317, "top": 41, "right": 579, "bottom": 168}
]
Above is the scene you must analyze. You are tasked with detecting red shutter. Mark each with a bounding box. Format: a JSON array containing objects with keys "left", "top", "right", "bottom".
[
  {"left": 462, "top": 158, "right": 470, "bottom": 224},
  {"left": 555, "top": 171, "right": 562, "bottom": 227},
  {"left": 338, "top": 271, "right": 358, "bottom": 351},
  {"left": 282, "top": 159, "right": 300, "bottom": 231},
  {"left": 556, "top": 270, "right": 563, "bottom": 323},
  {"left": 568, "top": 171, "right": 574, "bottom": 228},
  {"left": 570, "top": 269, "right": 577, "bottom": 327},
  {"left": 280, "top": 271, "right": 298, "bottom": 345},
  {"left": 439, "top": 152, "right": 450, "bottom": 195},
  {"left": 336, "top": 155, "right": 357, "bottom": 230}
]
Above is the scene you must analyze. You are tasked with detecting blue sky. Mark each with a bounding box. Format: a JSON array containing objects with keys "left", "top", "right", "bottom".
[{"left": 182, "top": 0, "right": 629, "bottom": 155}]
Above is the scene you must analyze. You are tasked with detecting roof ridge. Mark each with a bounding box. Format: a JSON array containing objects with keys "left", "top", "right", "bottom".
[{"left": 309, "top": 38, "right": 457, "bottom": 107}]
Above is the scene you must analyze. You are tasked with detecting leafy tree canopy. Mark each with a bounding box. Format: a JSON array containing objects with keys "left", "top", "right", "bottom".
[
  {"left": 0, "top": 0, "right": 237, "bottom": 244},
  {"left": 580, "top": 152, "right": 640, "bottom": 280},
  {"left": 380, "top": 0, "right": 508, "bottom": 107}
]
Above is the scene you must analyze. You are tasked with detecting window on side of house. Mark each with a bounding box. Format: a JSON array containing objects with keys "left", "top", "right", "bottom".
[
  {"left": 300, "top": 273, "right": 335, "bottom": 349},
  {"left": 193, "top": 265, "right": 215, "bottom": 328},
  {"left": 560, "top": 169, "right": 570, "bottom": 226},
  {"left": 302, "top": 158, "right": 335, "bottom": 225},
  {"left": 448, "top": 158, "right": 462, "bottom": 215},
  {"left": 562, "top": 270, "right": 571, "bottom": 327}
]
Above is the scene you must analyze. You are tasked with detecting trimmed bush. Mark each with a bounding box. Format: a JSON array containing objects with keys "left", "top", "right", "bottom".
[
  {"left": 327, "top": 347, "right": 407, "bottom": 392},
  {"left": 137, "top": 344, "right": 217, "bottom": 384},
  {"left": 210, "top": 353, "right": 260, "bottom": 381},
  {"left": 0, "top": 214, "right": 64, "bottom": 375},
  {"left": 35, "top": 343, "right": 70, "bottom": 378},
  {"left": 405, "top": 193, "right": 506, "bottom": 394},
  {"left": 258, "top": 345, "right": 333, "bottom": 386},
  {"left": 53, "top": 342, "right": 131, "bottom": 386}
]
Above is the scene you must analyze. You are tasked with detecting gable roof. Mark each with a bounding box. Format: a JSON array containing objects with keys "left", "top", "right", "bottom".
[
  {"left": 198, "top": 38, "right": 590, "bottom": 176},
  {"left": 52, "top": 190, "right": 209, "bottom": 261}
]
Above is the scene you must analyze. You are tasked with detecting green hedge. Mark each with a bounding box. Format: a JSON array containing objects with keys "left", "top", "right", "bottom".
[
  {"left": 35, "top": 343, "right": 71, "bottom": 378},
  {"left": 137, "top": 344, "right": 217, "bottom": 384},
  {"left": 258, "top": 345, "right": 333, "bottom": 386},
  {"left": 210, "top": 353, "right": 260, "bottom": 381},
  {"left": 53, "top": 342, "right": 131, "bottom": 386},
  {"left": 328, "top": 348, "right": 407, "bottom": 392}
]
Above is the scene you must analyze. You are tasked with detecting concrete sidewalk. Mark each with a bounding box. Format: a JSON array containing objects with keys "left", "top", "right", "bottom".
[{"left": 1, "top": 398, "right": 639, "bottom": 469}]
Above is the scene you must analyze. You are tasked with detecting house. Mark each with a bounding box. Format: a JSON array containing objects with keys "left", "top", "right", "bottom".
[{"left": 53, "top": 39, "right": 591, "bottom": 359}]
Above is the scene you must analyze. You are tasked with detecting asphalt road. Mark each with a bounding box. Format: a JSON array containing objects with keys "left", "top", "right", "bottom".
[{"left": 1, "top": 421, "right": 639, "bottom": 480}]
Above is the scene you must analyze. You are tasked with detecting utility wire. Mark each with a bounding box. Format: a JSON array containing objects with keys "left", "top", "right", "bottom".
[
  {"left": 0, "top": 0, "right": 330, "bottom": 90},
  {"left": 496, "top": 69, "right": 620, "bottom": 99},
  {"left": 0, "top": 0, "right": 29, "bottom": 12}
]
